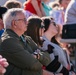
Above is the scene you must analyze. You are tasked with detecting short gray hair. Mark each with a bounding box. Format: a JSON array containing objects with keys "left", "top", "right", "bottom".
[{"left": 3, "top": 8, "right": 25, "bottom": 29}]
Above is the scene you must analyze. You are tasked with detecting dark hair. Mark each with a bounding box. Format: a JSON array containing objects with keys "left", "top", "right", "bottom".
[
  {"left": 26, "top": 16, "right": 42, "bottom": 46},
  {"left": 52, "top": 3, "right": 59, "bottom": 8},
  {"left": 51, "top": 36, "right": 59, "bottom": 45},
  {"left": 41, "top": 17, "right": 54, "bottom": 32},
  {"left": 58, "top": 0, "right": 62, "bottom": 4},
  {"left": 0, "top": 6, "right": 7, "bottom": 19},
  {"left": 41, "top": 17, "right": 59, "bottom": 45}
]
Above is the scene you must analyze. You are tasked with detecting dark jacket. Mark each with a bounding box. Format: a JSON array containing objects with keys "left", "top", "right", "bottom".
[{"left": 0, "top": 29, "right": 50, "bottom": 75}]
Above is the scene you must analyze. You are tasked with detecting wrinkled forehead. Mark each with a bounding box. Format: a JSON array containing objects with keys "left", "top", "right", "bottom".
[{"left": 14, "top": 12, "right": 26, "bottom": 19}]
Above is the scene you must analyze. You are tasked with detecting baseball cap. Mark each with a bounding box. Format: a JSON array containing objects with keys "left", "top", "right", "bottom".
[{"left": 0, "top": 6, "right": 7, "bottom": 19}]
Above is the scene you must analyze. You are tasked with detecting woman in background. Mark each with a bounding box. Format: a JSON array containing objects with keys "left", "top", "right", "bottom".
[
  {"left": 23, "top": 0, "right": 46, "bottom": 17},
  {"left": 41, "top": 16, "right": 75, "bottom": 75}
]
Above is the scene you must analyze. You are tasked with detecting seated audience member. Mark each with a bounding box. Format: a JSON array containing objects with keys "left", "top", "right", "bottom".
[
  {"left": 0, "top": 8, "right": 53, "bottom": 75},
  {"left": 0, "top": 6, "right": 7, "bottom": 37},
  {"left": 0, "top": 55, "right": 8, "bottom": 75},
  {"left": 41, "top": 17, "right": 75, "bottom": 75},
  {"left": 23, "top": 0, "right": 46, "bottom": 17},
  {"left": 26, "top": 16, "right": 63, "bottom": 75},
  {"left": 4, "top": 0, "right": 22, "bottom": 8}
]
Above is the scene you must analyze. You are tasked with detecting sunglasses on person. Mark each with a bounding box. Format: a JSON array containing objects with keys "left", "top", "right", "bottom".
[{"left": 51, "top": 22, "right": 56, "bottom": 26}]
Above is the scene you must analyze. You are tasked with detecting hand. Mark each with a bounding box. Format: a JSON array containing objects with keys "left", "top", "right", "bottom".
[
  {"left": 55, "top": 73, "right": 63, "bottom": 75},
  {"left": 0, "top": 64, "right": 6, "bottom": 74},
  {"left": 32, "top": 53, "right": 40, "bottom": 59},
  {"left": 0, "top": 55, "right": 9, "bottom": 74},
  {"left": 33, "top": 49, "right": 41, "bottom": 59},
  {"left": 32, "top": 54, "right": 37, "bottom": 59},
  {"left": 42, "top": 69, "right": 63, "bottom": 75},
  {"left": 0, "top": 58, "right": 8, "bottom": 67},
  {"left": 69, "top": 71, "right": 76, "bottom": 75},
  {"left": 43, "top": 69, "right": 54, "bottom": 75}
]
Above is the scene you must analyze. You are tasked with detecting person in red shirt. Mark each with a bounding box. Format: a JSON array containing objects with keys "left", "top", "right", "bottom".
[{"left": 23, "top": 0, "right": 46, "bottom": 17}]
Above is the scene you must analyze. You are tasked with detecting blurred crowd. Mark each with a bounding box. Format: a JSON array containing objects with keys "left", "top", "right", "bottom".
[{"left": 0, "top": 0, "right": 76, "bottom": 75}]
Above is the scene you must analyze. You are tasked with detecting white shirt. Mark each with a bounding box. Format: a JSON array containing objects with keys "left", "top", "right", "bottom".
[{"left": 65, "top": 0, "right": 76, "bottom": 24}]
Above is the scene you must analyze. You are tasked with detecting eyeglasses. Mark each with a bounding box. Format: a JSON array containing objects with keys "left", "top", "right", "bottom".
[{"left": 15, "top": 18, "right": 27, "bottom": 23}]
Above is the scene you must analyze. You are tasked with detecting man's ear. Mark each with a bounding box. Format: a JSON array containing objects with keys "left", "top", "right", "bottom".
[{"left": 11, "top": 20, "right": 17, "bottom": 28}]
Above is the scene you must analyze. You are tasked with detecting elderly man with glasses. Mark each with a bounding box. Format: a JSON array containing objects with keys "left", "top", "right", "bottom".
[{"left": 0, "top": 8, "right": 55, "bottom": 75}]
